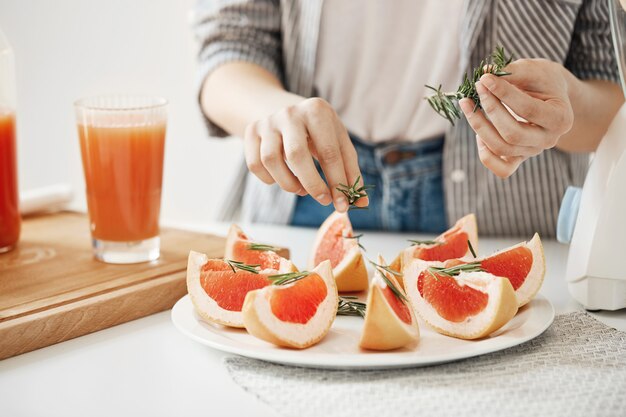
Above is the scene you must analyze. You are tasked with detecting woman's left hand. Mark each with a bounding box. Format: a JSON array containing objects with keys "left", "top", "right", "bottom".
[{"left": 460, "top": 58, "right": 574, "bottom": 178}]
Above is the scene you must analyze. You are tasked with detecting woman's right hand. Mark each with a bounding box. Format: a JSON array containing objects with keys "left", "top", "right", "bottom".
[{"left": 243, "top": 97, "right": 368, "bottom": 212}]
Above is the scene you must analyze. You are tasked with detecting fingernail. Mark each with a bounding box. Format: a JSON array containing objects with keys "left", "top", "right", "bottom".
[
  {"left": 459, "top": 98, "right": 472, "bottom": 114},
  {"left": 480, "top": 74, "right": 495, "bottom": 90},
  {"left": 316, "top": 193, "right": 331, "bottom": 205},
  {"left": 335, "top": 196, "right": 348, "bottom": 212}
]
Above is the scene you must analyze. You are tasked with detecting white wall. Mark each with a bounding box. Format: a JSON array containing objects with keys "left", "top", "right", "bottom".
[{"left": 0, "top": 0, "right": 242, "bottom": 224}]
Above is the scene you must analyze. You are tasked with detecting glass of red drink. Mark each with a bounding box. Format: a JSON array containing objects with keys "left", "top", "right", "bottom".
[{"left": 75, "top": 96, "right": 167, "bottom": 264}]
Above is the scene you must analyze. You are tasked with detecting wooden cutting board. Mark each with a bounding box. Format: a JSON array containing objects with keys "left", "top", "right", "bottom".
[{"left": 0, "top": 211, "right": 226, "bottom": 360}]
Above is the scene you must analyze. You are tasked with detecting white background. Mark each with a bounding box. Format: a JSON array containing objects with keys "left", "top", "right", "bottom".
[{"left": 0, "top": 0, "right": 242, "bottom": 224}]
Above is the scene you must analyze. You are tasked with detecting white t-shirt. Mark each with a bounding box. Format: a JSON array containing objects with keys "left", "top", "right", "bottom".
[{"left": 314, "top": 0, "right": 464, "bottom": 143}]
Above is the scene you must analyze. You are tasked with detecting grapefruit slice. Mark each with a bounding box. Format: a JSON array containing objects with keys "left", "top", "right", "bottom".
[
  {"left": 477, "top": 233, "right": 545, "bottom": 307},
  {"left": 403, "top": 259, "right": 518, "bottom": 340},
  {"left": 186, "top": 251, "right": 294, "bottom": 328},
  {"left": 308, "top": 211, "right": 368, "bottom": 292},
  {"left": 242, "top": 260, "right": 338, "bottom": 349},
  {"left": 224, "top": 224, "right": 292, "bottom": 270},
  {"left": 389, "top": 214, "right": 479, "bottom": 288},
  {"left": 359, "top": 255, "right": 419, "bottom": 351}
]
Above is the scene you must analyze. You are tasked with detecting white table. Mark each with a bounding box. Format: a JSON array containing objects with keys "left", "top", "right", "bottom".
[{"left": 1, "top": 223, "right": 625, "bottom": 417}]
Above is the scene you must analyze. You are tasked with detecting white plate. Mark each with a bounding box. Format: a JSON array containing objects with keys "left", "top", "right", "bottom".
[{"left": 171, "top": 294, "right": 555, "bottom": 370}]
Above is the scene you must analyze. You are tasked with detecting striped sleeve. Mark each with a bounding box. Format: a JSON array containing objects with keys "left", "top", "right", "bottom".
[
  {"left": 192, "top": 0, "right": 283, "bottom": 137},
  {"left": 565, "top": 0, "right": 620, "bottom": 83}
]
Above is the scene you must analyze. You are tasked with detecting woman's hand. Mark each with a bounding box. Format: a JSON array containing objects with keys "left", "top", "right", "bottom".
[
  {"left": 460, "top": 58, "right": 575, "bottom": 178},
  {"left": 244, "top": 97, "right": 367, "bottom": 212}
]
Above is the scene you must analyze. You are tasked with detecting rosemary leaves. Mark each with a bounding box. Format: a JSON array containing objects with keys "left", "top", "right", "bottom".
[
  {"left": 247, "top": 243, "right": 280, "bottom": 252},
  {"left": 268, "top": 271, "right": 310, "bottom": 286},
  {"left": 425, "top": 46, "right": 514, "bottom": 125},
  {"left": 427, "top": 261, "right": 484, "bottom": 279},
  {"left": 225, "top": 259, "right": 260, "bottom": 274},
  {"left": 369, "top": 260, "right": 408, "bottom": 303},
  {"left": 337, "top": 296, "right": 367, "bottom": 317},
  {"left": 336, "top": 176, "right": 374, "bottom": 208},
  {"left": 407, "top": 239, "right": 441, "bottom": 246},
  {"left": 342, "top": 233, "right": 366, "bottom": 250}
]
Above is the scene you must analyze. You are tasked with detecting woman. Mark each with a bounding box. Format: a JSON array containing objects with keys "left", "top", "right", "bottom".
[{"left": 193, "top": 0, "right": 623, "bottom": 237}]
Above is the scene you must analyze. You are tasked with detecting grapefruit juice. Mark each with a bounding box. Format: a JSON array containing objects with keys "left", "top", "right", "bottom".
[
  {"left": 75, "top": 96, "right": 167, "bottom": 264},
  {"left": 0, "top": 110, "right": 20, "bottom": 252}
]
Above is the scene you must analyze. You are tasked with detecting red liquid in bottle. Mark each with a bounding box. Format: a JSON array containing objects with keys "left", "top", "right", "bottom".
[{"left": 0, "top": 111, "right": 20, "bottom": 251}]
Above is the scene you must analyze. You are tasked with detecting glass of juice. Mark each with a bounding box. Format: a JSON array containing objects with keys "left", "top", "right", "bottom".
[
  {"left": 75, "top": 95, "right": 167, "bottom": 264},
  {"left": 0, "top": 28, "right": 20, "bottom": 253}
]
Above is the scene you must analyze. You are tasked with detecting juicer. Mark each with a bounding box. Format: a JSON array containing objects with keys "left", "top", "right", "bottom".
[{"left": 556, "top": 0, "right": 626, "bottom": 310}]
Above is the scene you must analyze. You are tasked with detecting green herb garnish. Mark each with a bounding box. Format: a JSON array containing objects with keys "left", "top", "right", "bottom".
[
  {"left": 467, "top": 239, "right": 477, "bottom": 258},
  {"left": 247, "top": 243, "right": 280, "bottom": 252},
  {"left": 225, "top": 259, "right": 261, "bottom": 274},
  {"left": 368, "top": 260, "right": 408, "bottom": 303},
  {"left": 337, "top": 296, "right": 367, "bottom": 318},
  {"left": 342, "top": 233, "right": 366, "bottom": 251},
  {"left": 268, "top": 271, "right": 310, "bottom": 286},
  {"left": 336, "top": 176, "right": 374, "bottom": 207},
  {"left": 425, "top": 46, "right": 514, "bottom": 125},
  {"left": 408, "top": 239, "right": 442, "bottom": 246},
  {"left": 427, "top": 261, "right": 484, "bottom": 280}
]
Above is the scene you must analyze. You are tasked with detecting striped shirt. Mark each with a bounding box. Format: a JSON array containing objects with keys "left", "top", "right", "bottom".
[{"left": 193, "top": 0, "right": 619, "bottom": 237}]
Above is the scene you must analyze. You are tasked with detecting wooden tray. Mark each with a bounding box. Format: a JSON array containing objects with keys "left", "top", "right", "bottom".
[{"left": 0, "top": 211, "right": 225, "bottom": 360}]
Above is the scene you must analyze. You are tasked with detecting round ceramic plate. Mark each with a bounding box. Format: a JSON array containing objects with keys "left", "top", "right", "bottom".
[{"left": 171, "top": 294, "right": 555, "bottom": 370}]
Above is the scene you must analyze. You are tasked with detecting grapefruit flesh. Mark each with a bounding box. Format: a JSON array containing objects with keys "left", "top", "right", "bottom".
[
  {"left": 359, "top": 255, "right": 419, "bottom": 351},
  {"left": 309, "top": 211, "right": 368, "bottom": 292},
  {"left": 396, "top": 214, "right": 478, "bottom": 276},
  {"left": 243, "top": 260, "right": 339, "bottom": 349},
  {"left": 417, "top": 271, "right": 488, "bottom": 323},
  {"left": 413, "top": 228, "right": 470, "bottom": 261},
  {"left": 382, "top": 285, "right": 412, "bottom": 324},
  {"left": 403, "top": 259, "right": 518, "bottom": 340},
  {"left": 199, "top": 260, "right": 270, "bottom": 312},
  {"left": 225, "top": 224, "right": 289, "bottom": 270},
  {"left": 313, "top": 218, "right": 346, "bottom": 268},
  {"left": 476, "top": 233, "right": 545, "bottom": 307},
  {"left": 480, "top": 247, "right": 532, "bottom": 290},
  {"left": 187, "top": 251, "right": 292, "bottom": 328},
  {"left": 270, "top": 273, "right": 327, "bottom": 324}
]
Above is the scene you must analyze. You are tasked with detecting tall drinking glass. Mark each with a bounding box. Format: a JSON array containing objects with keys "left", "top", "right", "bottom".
[{"left": 75, "top": 96, "right": 167, "bottom": 264}]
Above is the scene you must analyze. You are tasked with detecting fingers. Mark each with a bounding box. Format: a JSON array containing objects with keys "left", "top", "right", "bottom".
[
  {"left": 244, "top": 124, "right": 274, "bottom": 185},
  {"left": 281, "top": 121, "right": 333, "bottom": 206},
  {"left": 475, "top": 136, "right": 525, "bottom": 179},
  {"left": 479, "top": 73, "right": 554, "bottom": 128},
  {"left": 459, "top": 98, "right": 541, "bottom": 158},
  {"left": 244, "top": 97, "right": 365, "bottom": 212},
  {"left": 335, "top": 120, "right": 369, "bottom": 207},
  {"left": 258, "top": 129, "right": 304, "bottom": 194}
]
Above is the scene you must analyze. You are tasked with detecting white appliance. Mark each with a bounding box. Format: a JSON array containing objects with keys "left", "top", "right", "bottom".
[{"left": 556, "top": 0, "right": 626, "bottom": 310}]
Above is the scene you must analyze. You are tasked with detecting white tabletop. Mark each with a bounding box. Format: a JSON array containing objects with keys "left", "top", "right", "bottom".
[{"left": 1, "top": 222, "right": 625, "bottom": 417}]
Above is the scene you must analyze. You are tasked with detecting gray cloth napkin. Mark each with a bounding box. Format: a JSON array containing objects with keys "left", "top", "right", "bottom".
[{"left": 225, "top": 312, "right": 626, "bottom": 417}]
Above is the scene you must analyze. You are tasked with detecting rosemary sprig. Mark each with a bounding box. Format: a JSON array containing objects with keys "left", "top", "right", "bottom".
[
  {"left": 336, "top": 176, "right": 375, "bottom": 207},
  {"left": 337, "top": 296, "right": 367, "bottom": 318},
  {"left": 225, "top": 259, "right": 260, "bottom": 274},
  {"left": 247, "top": 243, "right": 280, "bottom": 252},
  {"left": 425, "top": 46, "right": 514, "bottom": 125},
  {"left": 268, "top": 271, "right": 310, "bottom": 286},
  {"left": 427, "top": 261, "right": 484, "bottom": 279},
  {"left": 408, "top": 239, "right": 442, "bottom": 246},
  {"left": 342, "top": 233, "right": 366, "bottom": 251},
  {"left": 467, "top": 239, "right": 477, "bottom": 258},
  {"left": 368, "top": 260, "right": 408, "bottom": 303}
]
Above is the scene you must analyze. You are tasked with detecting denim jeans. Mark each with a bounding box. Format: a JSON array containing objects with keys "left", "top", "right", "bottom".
[{"left": 290, "top": 135, "right": 448, "bottom": 233}]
